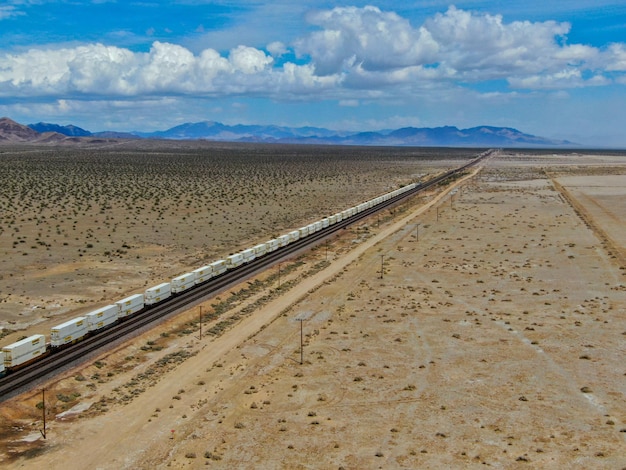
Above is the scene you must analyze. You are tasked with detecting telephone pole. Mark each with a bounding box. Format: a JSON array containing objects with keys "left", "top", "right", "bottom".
[
  {"left": 198, "top": 305, "right": 202, "bottom": 340},
  {"left": 297, "top": 319, "right": 304, "bottom": 365},
  {"left": 40, "top": 388, "right": 46, "bottom": 439}
]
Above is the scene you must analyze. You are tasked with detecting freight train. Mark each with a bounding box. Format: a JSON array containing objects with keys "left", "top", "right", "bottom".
[{"left": 0, "top": 181, "right": 422, "bottom": 376}]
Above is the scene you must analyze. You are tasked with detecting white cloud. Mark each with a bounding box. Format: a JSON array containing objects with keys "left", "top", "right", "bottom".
[
  {"left": 339, "top": 99, "right": 359, "bottom": 107},
  {"left": 296, "top": 5, "right": 439, "bottom": 75},
  {"left": 267, "top": 41, "right": 287, "bottom": 57},
  {"left": 508, "top": 68, "right": 610, "bottom": 89},
  {"left": 228, "top": 45, "right": 273, "bottom": 74},
  {"left": 297, "top": 5, "right": 626, "bottom": 89},
  {"left": 0, "top": 41, "right": 324, "bottom": 98},
  {"left": 0, "top": 5, "right": 624, "bottom": 106},
  {"left": 605, "top": 43, "right": 626, "bottom": 71},
  {"left": 0, "top": 5, "right": 24, "bottom": 20}
]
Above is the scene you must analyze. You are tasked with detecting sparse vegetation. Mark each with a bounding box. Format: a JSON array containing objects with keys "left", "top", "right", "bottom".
[{"left": 2, "top": 149, "right": 626, "bottom": 469}]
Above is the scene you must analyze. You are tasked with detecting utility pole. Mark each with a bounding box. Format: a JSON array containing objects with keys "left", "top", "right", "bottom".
[
  {"left": 40, "top": 388, "right": 46, "bottom": 439},
  {"left": 297, "top": 319, "right": 304, "bottom": 365},
  {"left": 198, "top": 305, "right": 202, "bottom": 340},
  {"left": 415, "top": 223, "right": 419, "bottom": 241}
]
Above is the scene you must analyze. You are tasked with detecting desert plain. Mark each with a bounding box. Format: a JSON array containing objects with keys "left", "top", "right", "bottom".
[{"left": 1, "top": 145, "right": 625, "bottom": 469}]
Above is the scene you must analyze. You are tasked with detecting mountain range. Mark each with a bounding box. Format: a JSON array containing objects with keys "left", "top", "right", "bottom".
[{"left": 0, "top": 117, "right": 576, "bottom": 147}]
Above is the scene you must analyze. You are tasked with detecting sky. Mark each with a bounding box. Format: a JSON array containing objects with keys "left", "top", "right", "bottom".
[{"left": 1, "top": 1, "right": 625, "bottom": 147}]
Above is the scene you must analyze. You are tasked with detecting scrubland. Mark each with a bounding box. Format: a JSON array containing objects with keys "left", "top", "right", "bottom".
[
  {"left": 2, "top": 147, "right": 626, "bottom": 469},
  {"left": 0, "top": 143, "right": 473, "bottom": 338}
]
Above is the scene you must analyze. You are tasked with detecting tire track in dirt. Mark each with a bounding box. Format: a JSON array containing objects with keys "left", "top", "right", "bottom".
[{"left": 548, "top": 172, "right": 626, "bottom": 270}]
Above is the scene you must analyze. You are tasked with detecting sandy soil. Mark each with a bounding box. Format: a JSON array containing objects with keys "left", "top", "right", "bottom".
[{"left": 2, "top": 152, "right": 626, "bottom": 469}]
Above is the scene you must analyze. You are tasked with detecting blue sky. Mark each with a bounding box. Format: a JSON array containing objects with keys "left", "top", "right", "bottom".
[{"left": 1, "top": 1, "right": 625, "bottom": 147}]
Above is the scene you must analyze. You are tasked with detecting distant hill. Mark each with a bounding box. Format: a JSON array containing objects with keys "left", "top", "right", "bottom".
[
  {"left": 136, "top": 121, "right": 341, "bottom": 141},
  {"left": 138, "top": 121, "right": 575, "bottom": 147},
  {"left": 28, "top": 122, "right": 139, "bottom": 140},
  {"left": 0, "top": 117, "right": 578, "bottom": 147},
  {"left": 0, "top": 117, "right": 67, "bottom": 143},
  {"left": 29, "top": 122, "right": 92, "bottom": 137}
]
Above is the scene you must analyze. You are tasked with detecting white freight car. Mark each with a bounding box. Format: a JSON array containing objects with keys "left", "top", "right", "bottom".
[
  {"left": 321, "top": 218, "right": 330, "bottom": 228},
  {"left": 288, "top": 230, "right": 300, "bottom": 242},
  {"left": 241, "top": 248, "right": 256, "bottom": 263},
  {"left": 116, "top": 293, "right": 145, "bottom": 318},
  {"left": 171, "top": 272, "right": 195, "bottom": 293},
  {"left": 2, "top": 334, "right": 47, "bottom": 369},
  {"left": 51, "top": 317, "right": 89, "bottom": 347},
  {"left": 210, "top": 259, "right": 227, "bottom": 276},
  {"left": 277, "top": 234, "right": 290, "bottom": 247},
  {"left": 86, "top": 304, "right": 118, "bottom": 332},
  {"left": 193, "top": 265, "right": 213, "bottom": 284},
  {"left": 227, "top": 253, "right": 244, "bottom": 269},
  {"left": 145, "top": 282, "right": 171, "bottom": 306},
  {"left": 298, "top": 226, "right": 310, "bottom": 238},
  {"left": 266, "top": 239, "right": 280, "bottom": 252},
  {"left": 0, "top": 358, "right": 4, "bottom": 376},
  {"left": 253, "top": 243, "right": 267, "bottom": 257}
]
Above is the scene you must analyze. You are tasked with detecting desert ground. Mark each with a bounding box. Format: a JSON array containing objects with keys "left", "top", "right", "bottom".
[{"left": 1, "top": 149, "right": 626, "bottom": 469}]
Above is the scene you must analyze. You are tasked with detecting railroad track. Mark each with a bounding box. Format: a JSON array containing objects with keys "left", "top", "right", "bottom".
[{"left": 0, "top": 150, "right": 492, "bottom": 401}]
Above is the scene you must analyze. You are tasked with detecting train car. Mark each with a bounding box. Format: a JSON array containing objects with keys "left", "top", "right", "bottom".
[
  {"left": 86, "top": 304, "right": 118, "bottom": 332},
  {"left": 171, "top": 272, "right": 195, "bottom": 293},
  {"left": 277, "top": 234, "right": 291, "bottom": 247},
  {"left": 253, "top": 243, "right": 267, "bottom": 257},
  {"left": 313, "top": 221, "right": 323, "bottom": 232},
  {"left": 241, "top": 247, "right": 256, "bottom": 263},
  {"left": 266, "top": 239, "right": 280, "bottom": 252},
  {"left": 144, "top": 282, "right": 172, "bottom": 306},
  {"left": 321, "top": 218, "right": 330, "bottom": 228},
  {"left": 227, "top": 253, "right": 244, "bottom": 269},
  {"left": 193, "top": 265, "right": 213, "bottom": 284},
  {"left": 3, "top": 334, "right": 47, "bottom": 369},
  {"left": 116, "top": 293, "right": 145, "bottom": 318},
  {"left": 210, "top": 259, "right": 227, "bottom": 276},
  {"left": 51, "top": 317, "right": 89, "bottom": 348},
  {"left": 288, "top": 230, "right": 300, "bottom": 243},
  {"left": 298, "top": 226, "right": 310, "bottom": 238}
]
